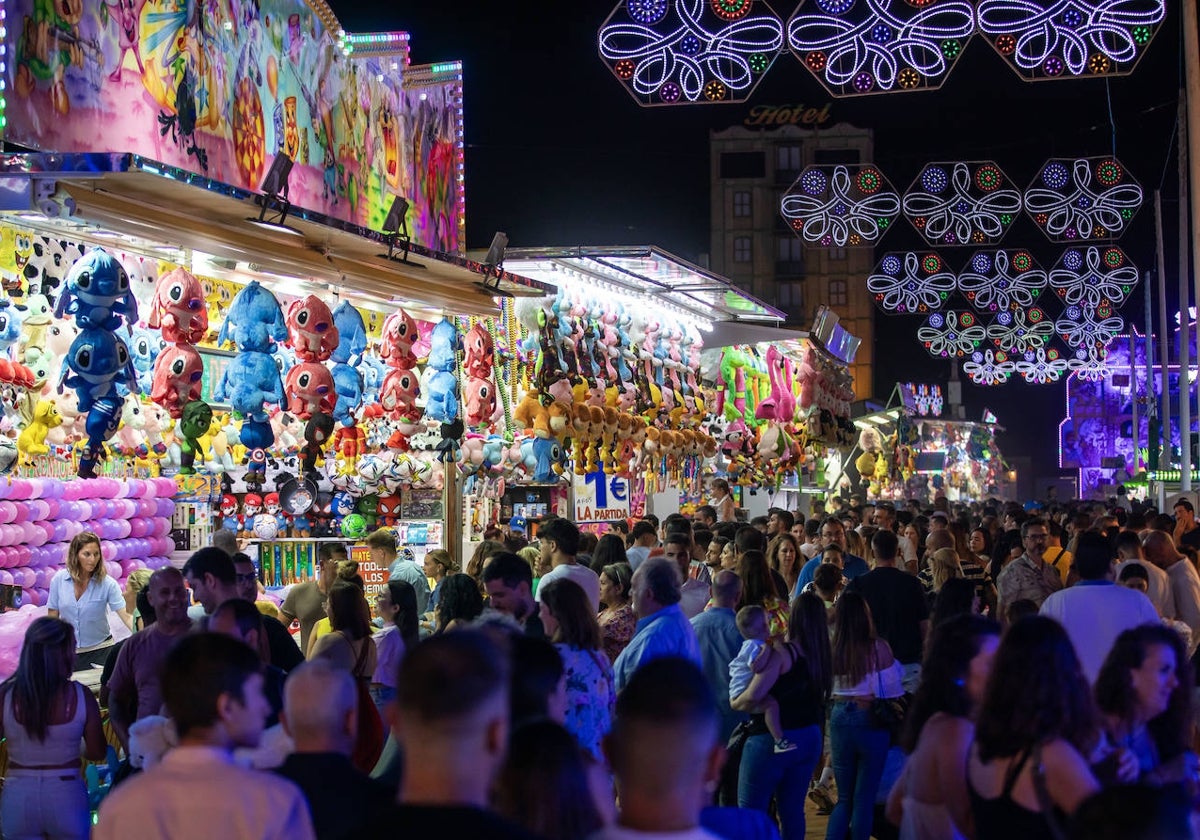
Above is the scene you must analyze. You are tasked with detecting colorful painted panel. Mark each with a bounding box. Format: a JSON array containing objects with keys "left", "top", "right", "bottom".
[{"left": 2, "top": 0, "right": 465, "bottom": 253}]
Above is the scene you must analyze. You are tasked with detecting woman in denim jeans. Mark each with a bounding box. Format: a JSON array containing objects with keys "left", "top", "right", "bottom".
[
  {"left": 733, "top": 592, "right": 832, "bottom": 840},
  {"left": 826, "top": 592, "right": 905, "bottom": 840}
]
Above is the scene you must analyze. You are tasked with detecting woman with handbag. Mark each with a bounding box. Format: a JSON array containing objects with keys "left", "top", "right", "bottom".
[
  {"left": 966, "top": 616, "right": 1100, "bottom": 840},
  {"left": 311, "top": 580, "right": 383, "bottom": 772},
  {"left": 826, "top": 592, "right": 905, "bottom": 840},
  {"left": 885, "top": 614, "right": 1002, "bottom": 839},
  {"left": 732, "top": 592, "right": 832, "bottom": 840}
]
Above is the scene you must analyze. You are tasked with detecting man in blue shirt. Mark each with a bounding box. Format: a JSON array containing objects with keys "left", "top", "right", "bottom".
[
  {"left": 613, "top": 556, "right": 701, "bottom": 691},
  {"left": 690, "top": 570, "right": 747, "bottom": 743},
  {"left": 792, "top": 516, "right": 869, "bottom": 599}
]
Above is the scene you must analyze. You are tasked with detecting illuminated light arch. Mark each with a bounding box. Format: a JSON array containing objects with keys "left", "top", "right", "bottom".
[
  {"left": 780, "top": 164, "right": 900, "bottom": 246},
  {"left": 956, "top": 248, "right": 1047, "bottom": 313},
  {"left": 917, "top": 310, "right": 986, "bottom": 358},
  {"left": 1055, "top": 302, "right": 1125, "bottom": 350},
  {"left": 986, "top": 306, "right": 1055, "bottom": 354},
  {"left": 1024, "top": 157, "right": 1144, "bottom": 242},
  {"left": 976, "top": 0, "right": 1165, "bottom": 81},
  {"left": 1048, "top": 245, "right": 1139, "bottom": 308},
  {"left": 963, "top": 348, "right": 1016, "bottom": 385},
  {"left": 1014, "top": 345, "right": 1071, "bottom": 383},
  {"left": 902, "top": 161, "right": 1022, "bottom": 246},
  {"left": 599, "top": 0, "right": 785, "bottom": 106},
  {"left": 786, "top": 0, "right": 975, "bottom": 95},
  {"left": 866, "top": 250, "right": 955, "bottom": 313}
]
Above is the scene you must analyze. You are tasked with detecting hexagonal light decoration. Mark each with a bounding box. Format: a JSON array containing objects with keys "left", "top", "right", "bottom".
[
  {"left": 962, "top": 348, "right": 1016, "bottom": 385},
  {"left": 917, "top": 309, "right": 986, "bottom": 359},
  {"left": 957, "top": 248, "right": 1047, "bottom": 313},
  {"left": 976, "top": 0, "right": 1166, "bottom": 80},
  {"left": 598, "top": 0, "right": 785, "bottom": 106},
  {"left": 1013, "top": 345, "right": 1072, "bottom": 383},
  {"left": 786, "top": 0, "right": 975, "bottom": 95},
  {"left": 866, "top": 251, "right": 955, "bottom": 313},
  {"left": 1055, "top": 302, "right": 1125, "bottom": 351},
  {"left": 902, "top": 161, "right": 1022, "bottom": 246},
  {"left": 780, "top": 164, "right": 900, "bottom": 246},
  {"left": 1024, "top": 157, "right": 1143, "bottom": 242},
  {"left": 1048, "top": 245, "right": 1139, "bottom": 308},
  {"left": 986, "top": 306, "right": 1055, "bottom": 355}
]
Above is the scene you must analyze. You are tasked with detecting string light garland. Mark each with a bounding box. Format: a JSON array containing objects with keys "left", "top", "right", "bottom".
[
  {"left": 918, "top": 310, "right": 986, "bottom": 358},
  {"left": 599, "top": 0, "right": 784, "bottom": 106},
  {"left": 1048, "top": 245, "right": 1138, "bottom": 308},
  {"left": 787, "top": 0, "right": 975, "bottom": 95},
  {"left": 1023, "top": 156, "right": 1143, "bottom": 242},
  {"left": 867, "top": 250, "right": 955, "bottom": 313},
  {"left": 976, "top": 0, "right": 1166, "bottom": 80},
  {"left": 902, "top": 161, "right": 1022, "bottom": 246},
  {"left": 780, "top": 164, "right": 900, "bottom": 246},
  {"left": 957, "top": 248, "right": 1047, "bottom": 313}
]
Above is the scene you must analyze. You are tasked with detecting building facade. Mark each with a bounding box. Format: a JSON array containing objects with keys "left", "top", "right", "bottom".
[{"left": 710, "top": 123, "right": 875, "bottom": 401}]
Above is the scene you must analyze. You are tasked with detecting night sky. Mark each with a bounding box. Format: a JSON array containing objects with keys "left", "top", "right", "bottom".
[{"left": 330, "top": 0, "right": 1187, "bottom": 485}]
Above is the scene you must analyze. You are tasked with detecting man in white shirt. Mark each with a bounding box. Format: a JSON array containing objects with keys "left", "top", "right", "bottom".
[
  {"left": 1144, "top": 530, "right": 1200, "bottom": 640},
  {"left": 96, "top": 633, "right": 315, "bottom": 840},
  {"left": 599, "top": 657, "right": 723, "bottom": 840},
  {"left": 1040, "top": 531, "right": 1160, "bottom": 683},
  {"left": 1114, "top": 530, "right": 1174, "bottom": 618},
  {"left": 535, "top": 518, "right": 601, "bottom": 612},
  {"left": 624, "top": 521, "right": 659, "bottom": 571}
]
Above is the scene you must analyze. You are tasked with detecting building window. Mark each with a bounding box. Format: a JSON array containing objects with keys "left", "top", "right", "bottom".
[
  {"left": 733, "top": 237, "right": 752, "bottom": 263},
  {"left": 732, "top": 191, "right": 751, "bottom": 218},
  {"left": 778, "top": 281, "right": 803, "bottom": 310},
  {"left": 776, "top": 145, "right": 802, "bottom": 172},
  {"left": 828, "top": 247, "right": 847, "bottom": 261},
  {"left": 720, "top": 152, "right": 766, "bottom": 179},
  {"left": 829, "top": 279, "right": 848, "bottom": 307},
  {"left": 776, "top": 236, "right": 804, "bottom": 262}
]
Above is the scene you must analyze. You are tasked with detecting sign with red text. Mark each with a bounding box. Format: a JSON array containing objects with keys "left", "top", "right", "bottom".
[{"left": 573, "top": 471, "right": 630, "bottom": 524}]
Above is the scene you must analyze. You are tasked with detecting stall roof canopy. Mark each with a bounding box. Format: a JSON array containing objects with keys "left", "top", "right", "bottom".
[
  {"left": 0, "top": 153, "right": 552, "bottom": 316},
  {"left": 502, "top": 246, "right": 785, "bottom": 325}
]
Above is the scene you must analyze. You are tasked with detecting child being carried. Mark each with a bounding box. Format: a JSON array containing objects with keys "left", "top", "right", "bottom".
[{"left": 730, "top": 605, "right": 795, "bottom": 753}]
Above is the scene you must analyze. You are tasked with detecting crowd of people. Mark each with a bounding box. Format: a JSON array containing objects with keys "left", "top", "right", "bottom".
[{"left": 4, "top": 491, "right": 1200, "bottom": 838}]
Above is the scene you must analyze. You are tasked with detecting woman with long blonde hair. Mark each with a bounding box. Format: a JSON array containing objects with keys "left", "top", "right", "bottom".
[
  {"left": 0, "top": 617, "right": 106, "bottom": 839},
  {"left": 47, "top": 531, "right": 133, "bottom": 669}
]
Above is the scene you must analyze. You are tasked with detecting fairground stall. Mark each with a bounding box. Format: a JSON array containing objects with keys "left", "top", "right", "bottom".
[
  {"left": 492, "top": 247, "right": 784, "bottom": 543},
  {"left": 0, "top": 0, "right": 561, "bottom": 677},
  {"left": 841, "top": 383, "right": 1010, "bottom": 502}
]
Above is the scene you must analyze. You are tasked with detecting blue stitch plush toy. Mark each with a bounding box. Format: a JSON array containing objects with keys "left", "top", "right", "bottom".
[
  {"left": 55, "top": 249, "right": 138, "bottom": 330},
  {"left": 331, "top": 301, "right": 367, "bottom": 366},
  {"left": 217, "top": 280, "right": 288, "bottom": 353}
]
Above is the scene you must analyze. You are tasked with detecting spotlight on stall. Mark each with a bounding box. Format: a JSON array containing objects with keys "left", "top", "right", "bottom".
[
  {"left": 475, "top": 232, "right": 512, "bottom": 298},
  {"left": 250, "top": 152, "right": 296, "bottom": 228},
  {"left": 379, "top": 195, "right": 422, "bottom": 266}
]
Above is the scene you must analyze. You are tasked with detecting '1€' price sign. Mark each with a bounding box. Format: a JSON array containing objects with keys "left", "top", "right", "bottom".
[{"left": 574, "top": 470, "right": 630, "bottom": 524}]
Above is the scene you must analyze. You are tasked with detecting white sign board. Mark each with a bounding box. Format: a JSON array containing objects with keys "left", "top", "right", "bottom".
[{"left": 573, "top": 470, "right": 630, "bottom": 523}]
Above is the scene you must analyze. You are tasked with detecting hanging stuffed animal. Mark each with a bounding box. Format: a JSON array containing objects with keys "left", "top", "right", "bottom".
[
  {"left": 58, "top": 327, "right": 136, "bottom": 413},
  {"left": 128, "top": 324, "right": 165, "bottom": 395},
  {"left": 424, "top": 318, "right": 460, "bottom": 424},
  {"left": 56, "top": 249, "right": 138, "bottom": 330},
  {"left": 77, "top": 394, "right": 125, "bottom": 478},
  {"left": 462, "top": 323, "right": 493, "bottom": 379},
  {"left": 176, "top": 399, "right": 214, "bottom": 475},
  {"left": 150, "top": 343, "right": 204, "bottom": 418},
  {"left": 147, "top": 267, "right": 206, "bottom": 344},
  {"left": 330, "top": 363, "right": 363, "bottom": 428},
  {"left": 284, "top": 362, "right": 336, "bottom": 420},
  {"left": 380, "top": 309, "right": 419, "bottom": 368},
  {"left": 380, "top": 365, "right": 422, "bottom": 421},
  {"left": 330, "top": 301, "right": 367, "bottom": 366},
  {"left": 217, "top": 280, "right": 288, "bottom": 353},
  {"left": 214, "top": 351, "right": 285, "bottom": 423},
  {"left": 285, "top": 295, "right": 339, "bottom": 363},
  {"left": 463, "top": 376, "right": 496, "bottom": 427},
  {"left": 17, "top": 291, "right": 53, "bottom": 360},
  {"left": 17, "top": 399, "right": 61, "bottom": 464}
]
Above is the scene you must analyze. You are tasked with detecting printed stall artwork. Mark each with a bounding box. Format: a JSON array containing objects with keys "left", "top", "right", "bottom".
[{"left": 2, "top": 0, "right": 465, "bottom": 252}]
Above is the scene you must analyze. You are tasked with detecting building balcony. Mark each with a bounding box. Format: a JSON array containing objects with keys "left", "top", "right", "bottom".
[{"left": 774, "top": 260, "right": 806, "bottom": 277}]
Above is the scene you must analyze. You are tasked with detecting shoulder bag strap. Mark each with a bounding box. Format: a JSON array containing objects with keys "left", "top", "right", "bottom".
[{"left": 1031, "top": 744, "right": 1070, "bottom": 840}]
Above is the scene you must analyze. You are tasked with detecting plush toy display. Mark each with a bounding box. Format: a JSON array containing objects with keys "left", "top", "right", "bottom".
[
  {"left": 215, "top": 352, "right": 285, "bottom": 423},
  {"left": 17, "top": 399, "right": 60, "bottom": 464},
  {"left": 285, "top": 296, "right": 339, "bottom": 363},
  {"left": 147, "top": 268, "right": 207, "bottom": 344},
  {"left": 331, "top": 302, "right": 367, "bottom": 366},
  {"left": 55, "top": 248, "right": 138, "bottom": 330},
  {"left": 284, "top": 362, "right": 336, "bottom": 420},
  {"left": 149, "top": 343, "right": 204, "bottom": 418},
  {"left": 217, "top": 281, "right": 288, "bottom": 353}
]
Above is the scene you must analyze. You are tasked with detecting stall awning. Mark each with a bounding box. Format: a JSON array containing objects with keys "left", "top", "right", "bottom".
[
  {"left": 501, "top": 245, "right": 784, "bottom": 327},
  {"left": 0, "top": 153, "right": 553, "bottom": 315}
]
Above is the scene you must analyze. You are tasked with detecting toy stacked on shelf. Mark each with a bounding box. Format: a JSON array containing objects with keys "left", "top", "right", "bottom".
[{"left": 0, "top": 477, "right": 175, "bottom": 608}]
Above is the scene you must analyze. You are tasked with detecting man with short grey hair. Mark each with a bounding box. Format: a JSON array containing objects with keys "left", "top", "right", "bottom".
[
  {"left": 276, "top": 660, "right": 391, "bottom": 838},
  {"left": 690, "top": 570, "right": 745, "bottom": 742},
  {"left": 613, "top": 556, "right": 701, "bottom": 691}
]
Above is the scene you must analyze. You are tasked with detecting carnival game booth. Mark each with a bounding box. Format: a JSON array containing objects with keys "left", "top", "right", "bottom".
[
  {"left": 705, "top": 307, "right": 859, "bottom": 516},
  {"left": 489, "top": 247, "right": 785, "bottom": 541},
  {"left": 0, "top": 0, "right": 562, "bottom": 680},
  {"left": 844, "top": 385, "right": 1008, "bottom": 502}
]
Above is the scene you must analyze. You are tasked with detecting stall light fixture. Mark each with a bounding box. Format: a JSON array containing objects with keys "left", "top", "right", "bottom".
[
  {"left": 475, "top": 232, "right": 511, "bottom": 297},
  {"left": 379, "top": 195, "right": 419, "bottom": 265},
  {"left": 250, "top": 152, "right": 295, "bottom": 228}
]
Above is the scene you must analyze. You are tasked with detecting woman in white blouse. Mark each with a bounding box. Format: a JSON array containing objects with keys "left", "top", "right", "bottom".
[
  {"left": 47, "top": 532, "right": 132, "bottom": 670},
  {"left": 710, "top": 478, "right": 737, "bottom": 523}
]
